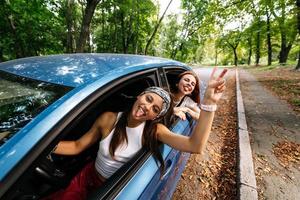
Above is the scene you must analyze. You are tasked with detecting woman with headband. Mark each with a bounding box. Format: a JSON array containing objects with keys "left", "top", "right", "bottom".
[{"left": 47, "top": 68, "right": 227, "bottom": 200}]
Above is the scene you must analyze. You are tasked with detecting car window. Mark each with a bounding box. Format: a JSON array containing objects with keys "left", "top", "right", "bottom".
[
  {"left": 2, "top": 70, "right": 158, "bottom": 200},
  {"left": 162, "top": 68, "right": 196, "bottom": 128},
  {"left": 0, "top": 70, "right": 72, "bottom": 146}
]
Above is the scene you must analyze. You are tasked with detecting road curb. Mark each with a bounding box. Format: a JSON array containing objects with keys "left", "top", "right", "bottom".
[{"left": 235, "top": 69, "right": 258, "bottom": 200}]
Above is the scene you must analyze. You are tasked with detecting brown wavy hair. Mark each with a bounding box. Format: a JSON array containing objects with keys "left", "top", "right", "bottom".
[{"left": 172, "top": 70, "right": 200, "bottom": 104}]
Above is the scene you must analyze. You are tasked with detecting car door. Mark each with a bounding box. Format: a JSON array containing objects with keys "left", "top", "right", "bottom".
[
  {"left": 88, "top": 66, "right": 195, "bottom": 200},
  {"left": 1, "top": 68, "right": 162, "bottom": 199},
  {"left": 135, "top": 66, "right": 197, "bottom": 200},
  {"left": 2, "top": 66, "right": 195, "bottom": 200}
]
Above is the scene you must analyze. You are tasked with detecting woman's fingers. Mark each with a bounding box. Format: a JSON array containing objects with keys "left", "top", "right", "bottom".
[
  {"left": 210, "top": 68, "right": 228, "bottom": 80},
  {"left": 216, "top": 80, "right": 226, "bottom": 90},
  {"left": 216, "top": 85, "right": 226, "bottom": 93},
  {"left": 210, "top": 67, "right": 217, "bottom": 79},
  {"left": 210, "top": 78, "right": 226, "bottom": 88},
  {"left": 218, "top": 69, "right": 228, "bottom": 80}
]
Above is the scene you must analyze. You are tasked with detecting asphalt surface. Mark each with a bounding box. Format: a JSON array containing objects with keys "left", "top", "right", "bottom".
[{"left": 239, "top": 69, "right": 300, "bottom": 200}]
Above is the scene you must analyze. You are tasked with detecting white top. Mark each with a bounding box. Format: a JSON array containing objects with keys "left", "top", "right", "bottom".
[
  {"left": 176, "top": 96, "right": 198, "bottom": 108},
  {"left": 95, "top": 113, "right": 145, "bottom": 179}
]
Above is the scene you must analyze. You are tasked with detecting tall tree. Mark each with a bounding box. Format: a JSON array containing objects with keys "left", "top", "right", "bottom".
[
  {"left": 266, "top": 6, "right": 272, "bottom": 66},
  {"left": 66, "top": 0, "right": 75, "bottom": 53},
  {"left": 144, "top": 0, "right": 173, "bottom": 55},
  {"left": 170, "top": 0, "right": 209, "bottom": 60},
  {"left": 223, "top": 31, "right": 242, "bottom": 66},
  {"left": 255, "top": 17, "right": 262, "bottom": 66},
  {"left": 269, "top": 0, "right": 297, "bottom": 64},
  {"left": 76, "top": 0, "right": 101, "bottom": 53}
]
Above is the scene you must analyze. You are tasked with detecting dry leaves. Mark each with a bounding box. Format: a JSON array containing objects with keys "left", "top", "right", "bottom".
[{"left": 273, "top": 140, "right": 300, "bottom": 170}]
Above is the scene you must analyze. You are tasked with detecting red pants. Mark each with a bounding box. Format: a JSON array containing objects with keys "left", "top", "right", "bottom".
[{"left": 44, "top": 162, "right": 104, "bottom": 200}]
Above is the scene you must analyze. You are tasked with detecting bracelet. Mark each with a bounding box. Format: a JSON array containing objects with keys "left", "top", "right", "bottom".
[{"left": 200, "top": 104, "right": 217, "bottom": 112}]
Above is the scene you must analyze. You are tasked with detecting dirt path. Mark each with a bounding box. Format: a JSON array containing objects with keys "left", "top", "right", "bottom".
[
  {"left": 172, "top": 69, "right": 237, "bottom": 199},
  {"left": 239, "top": 69, "right": 300, "bottom": 200}
]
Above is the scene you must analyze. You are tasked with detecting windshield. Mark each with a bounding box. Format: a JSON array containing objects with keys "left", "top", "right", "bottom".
[{"left": 0, "top": 70, "right": 72, "bottom": 146}]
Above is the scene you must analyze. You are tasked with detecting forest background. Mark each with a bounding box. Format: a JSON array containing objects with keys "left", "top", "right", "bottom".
[{"left": 1, "top": 0, "right": 299, "bottom": 70}]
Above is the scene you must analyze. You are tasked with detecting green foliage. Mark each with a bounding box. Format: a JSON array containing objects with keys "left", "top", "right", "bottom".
[
  {"left": 0, "top": 0, "right": 65, "bottom": 60},
  {"left": 0, "top": 0, "right": 298, "bottom": 68},
  {"left": 92, "top": 0, "right": 157, "bottom": 54}
]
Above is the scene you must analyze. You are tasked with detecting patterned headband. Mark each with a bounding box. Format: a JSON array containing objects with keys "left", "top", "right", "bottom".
[{"left": 142, "top": 86, "right": 171, "bottom": 117}]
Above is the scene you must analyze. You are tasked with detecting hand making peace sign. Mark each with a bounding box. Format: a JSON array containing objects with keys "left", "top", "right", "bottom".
[{"left": 203, "top": 67, "right": 228, "bottom": 105}]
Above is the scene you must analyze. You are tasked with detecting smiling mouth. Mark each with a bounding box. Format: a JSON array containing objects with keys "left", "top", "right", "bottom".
[
  {"left": 136, "top": 106, "right": 146, "bottom": 117},
  {"left": 183, "top": 86, "right": 191, "bottom": 92}
]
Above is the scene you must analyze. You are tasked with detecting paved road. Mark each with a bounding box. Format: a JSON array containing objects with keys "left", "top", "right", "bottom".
[{"left": 239, "top": 69, "right": 300, "bottom": 200}]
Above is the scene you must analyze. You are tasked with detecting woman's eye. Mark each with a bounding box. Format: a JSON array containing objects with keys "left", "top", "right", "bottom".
[
  {"left": 146, "top": 95, "right": 152, "bottom": 102},
  {"left": 191, "top": 82, "right": 195, "bottom": 86},
  {"left": 153, "top": 107, "right": 160, "bottom": 114}
]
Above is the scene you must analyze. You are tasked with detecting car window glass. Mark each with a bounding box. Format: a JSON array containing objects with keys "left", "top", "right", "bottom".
[{"left": 0, "top": 71, "right": 72, "bottom": 147}]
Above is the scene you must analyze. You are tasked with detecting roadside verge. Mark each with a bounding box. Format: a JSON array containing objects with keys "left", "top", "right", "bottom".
[{"left": 236, "top": 69, "right": 258, "bottom": 199}]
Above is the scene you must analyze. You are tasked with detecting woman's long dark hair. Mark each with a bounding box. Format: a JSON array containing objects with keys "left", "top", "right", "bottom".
[
  {"left": 109, "top": 98, "right": 174, "bottom": 174},
  {"left": 171, "top": 71, "right": 200, "bottom": 104}
]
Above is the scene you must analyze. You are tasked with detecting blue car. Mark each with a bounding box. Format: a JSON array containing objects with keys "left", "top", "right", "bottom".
[{"left": 0, "top": 54, "right": 198, "bottom": 199}]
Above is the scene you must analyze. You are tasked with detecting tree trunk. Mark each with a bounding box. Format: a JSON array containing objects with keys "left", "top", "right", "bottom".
[
  {"left": 247, "top": 37, "right": 252, "bottom": 65},
  {"left": 296, "top": 52, "right": 300, "bottom": 70},
  {"left": 278, "top": 31, "right": 293, "bottom": 64},
  {"left": 144, "top": 0, "right": 173, "bottom": 55},
  {"left": 266, "top": 9, "right": 272, "bottom": 66},
  {"left": 101, "top": 4, "right": 105, "bottom": 51},
  {"left": 66, "top": 0, "right": 74, "bottom": 53},
  {"left": 295, "top": 0, "right": 300, "bottom": 70},
  {"left": 87, "top": 33, "right": 92, "bottom": 52},
  {"left": 228, "top": 42, "right": 239, "bottom": 66},
  {"left": 112, "top": 3, "right": 117, "bottom": 52},
  {"left": 234, "top": 47, "right": 238, "bottom": 66},
  {"left": 125, "top": 15, "right": 134, "bottom": 53},
  {"left": 255, "top": 20, "right": 261, "bottom": 66},
  {"left": 134, "top": 2, "right": 139, "bottom": 54},
  {"left": 214, "top": 48, "right": 218, "bottom": 66},
  {"left": 120, "top": 12, "right": 127, "bottom": 53},
  {"left": 76, "top": 0, "right": 100, "bottom": 53}
]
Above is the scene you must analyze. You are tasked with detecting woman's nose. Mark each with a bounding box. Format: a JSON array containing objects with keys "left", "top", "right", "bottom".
[{"left": 145, "top": 103, "right": 151, "bottom": 111}]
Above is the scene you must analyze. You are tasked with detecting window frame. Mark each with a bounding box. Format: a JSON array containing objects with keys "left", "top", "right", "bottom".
[
  {"left": 1, "top": 68, "right": 159, "bottom": 199},
  {"left": 2, "top": 65, "right": 196, "bottom": 200}
]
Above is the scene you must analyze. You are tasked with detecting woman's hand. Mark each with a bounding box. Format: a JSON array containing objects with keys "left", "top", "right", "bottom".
[
  {"left": 203, "top": 67, "right": 227, "bottom": 105},
  {"left": 173, "top": 107, "right": 187, "bottom": 120}
]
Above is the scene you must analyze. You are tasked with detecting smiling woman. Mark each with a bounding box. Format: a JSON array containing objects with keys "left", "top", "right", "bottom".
[{"left": 169, "top": 70, "right": 201, "bottom": 121}]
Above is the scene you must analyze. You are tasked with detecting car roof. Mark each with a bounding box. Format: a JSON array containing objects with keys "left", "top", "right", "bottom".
[{"left": 0, "top": 54, "right": 187, "bottom": 87}]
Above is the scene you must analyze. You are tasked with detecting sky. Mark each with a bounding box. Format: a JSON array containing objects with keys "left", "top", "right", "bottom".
[{"left": 157, "top": 0, "right": 182, "bottom": 16}]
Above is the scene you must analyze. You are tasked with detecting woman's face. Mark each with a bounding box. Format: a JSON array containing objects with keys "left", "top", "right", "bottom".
[
  {"left": 131, "top": 92, "right": 164, "bottom": 121},
  {"left": 178, "top": 74, "right": 197, "bottom": 95}
]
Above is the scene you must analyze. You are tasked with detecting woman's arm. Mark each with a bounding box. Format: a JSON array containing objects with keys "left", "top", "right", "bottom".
[
  {"left": 54, "top": 112, "right": 117, "bottom": 155},
  {"left": 157, "top": 68, "right": 227, "bottom": 154}
]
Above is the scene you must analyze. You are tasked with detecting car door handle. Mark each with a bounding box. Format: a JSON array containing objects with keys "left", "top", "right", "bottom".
[{"left": 161, "top": 159, "right": 174, "bottom": 179}]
